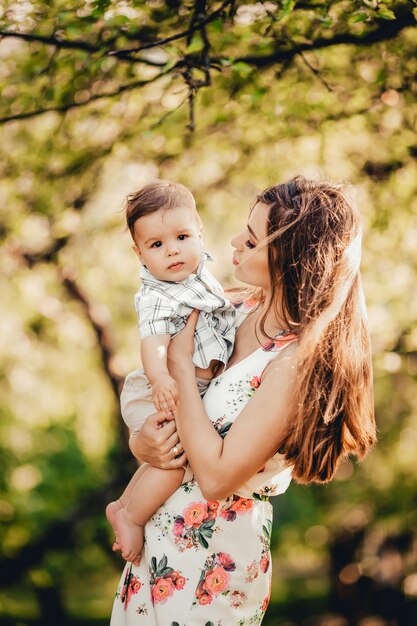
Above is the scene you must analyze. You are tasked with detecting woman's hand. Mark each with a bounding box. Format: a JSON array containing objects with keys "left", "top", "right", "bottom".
[
  {"left": 168, "top": 309, "right": 199, "bottom": 377},
  {"left": 129, "top": 412, "right": 186, "bottom": 469}
]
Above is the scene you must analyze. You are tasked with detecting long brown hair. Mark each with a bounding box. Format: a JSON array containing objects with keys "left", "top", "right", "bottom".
[{"left": 257, "top": 176, "right": 376, "bottom": 484}]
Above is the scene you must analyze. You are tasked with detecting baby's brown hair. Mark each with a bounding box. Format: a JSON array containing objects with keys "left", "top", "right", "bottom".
[{"left": 125, "top": 180, "right": 198, "bottom": 241}]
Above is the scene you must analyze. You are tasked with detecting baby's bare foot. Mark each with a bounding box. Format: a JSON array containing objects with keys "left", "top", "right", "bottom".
[
  {"left": 114, "top": 507, "right": 144, "bottom": 566},
  {"left": 106, "top": 500, "right": 123, "bottom": 551}
]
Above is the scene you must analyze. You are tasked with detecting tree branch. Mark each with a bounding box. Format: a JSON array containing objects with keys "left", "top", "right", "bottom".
[
  {"left": 0, "top": 29, "right": 166, "bottom": 66},
  {"left": 110, "top": 0, "right": 233, "bottom": 56},
  {"left": 217, "top": 12, "right": 415, "bottom": 68},
  {"left": 0, "top": 69, "right": 176, "bottom": 124},
  {"left": 59, "top": 268, "right": 123, "bottom": 403}
]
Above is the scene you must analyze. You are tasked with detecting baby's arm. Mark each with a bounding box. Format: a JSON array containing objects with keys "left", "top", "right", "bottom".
[
  {"left": 114, "top": 465, "right": 184, "bottom": 564},
  {"left": 141, "top": 334, "right": 179, "bottom": 417}
]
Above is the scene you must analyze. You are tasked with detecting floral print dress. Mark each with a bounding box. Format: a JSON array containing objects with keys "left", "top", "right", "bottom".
[{"left": 111, "top": 330, "right": 296, "bottom": 626}]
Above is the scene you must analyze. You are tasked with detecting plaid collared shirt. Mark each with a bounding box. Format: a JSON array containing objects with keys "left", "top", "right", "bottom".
[{"left": 134, "top": 254, "right": 237, "bottom": 369}]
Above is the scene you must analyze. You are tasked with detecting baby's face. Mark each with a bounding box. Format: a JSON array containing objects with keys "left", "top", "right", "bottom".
[{"left": 133, "top": 205, "right": 203, "bottom": 282}]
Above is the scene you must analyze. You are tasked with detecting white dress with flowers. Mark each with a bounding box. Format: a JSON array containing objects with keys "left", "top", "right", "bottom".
[{"left": 110, "top": 329, "right": 296, "bottom": 626}]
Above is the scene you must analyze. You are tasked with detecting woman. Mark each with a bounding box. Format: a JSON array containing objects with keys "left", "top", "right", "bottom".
[{"left": 110, "top": 176, "right": 376, "bottom": 625}]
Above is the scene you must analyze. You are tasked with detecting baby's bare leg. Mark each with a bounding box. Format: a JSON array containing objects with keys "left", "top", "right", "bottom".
[
  {"left": 115, "top": 465, "right": 184, "bottom": 565},
  {"left": 195, "top": 359, "right": 222, "bottom": 381},
  {"left": 106, "top": 463, "right": 150, "bottom": 547}
]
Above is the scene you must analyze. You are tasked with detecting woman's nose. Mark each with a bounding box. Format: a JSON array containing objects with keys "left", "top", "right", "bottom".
[{"left": 231, "top": 233, "right": 242, "bottom": 250}]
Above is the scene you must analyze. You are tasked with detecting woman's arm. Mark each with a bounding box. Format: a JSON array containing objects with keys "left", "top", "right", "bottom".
[{"left": 169, "top": 312, "right": 298, "bottom": 500}]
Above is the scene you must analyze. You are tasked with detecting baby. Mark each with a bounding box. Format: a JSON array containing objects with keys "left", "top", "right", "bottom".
[{"left": 106, "top": 180, "right": 237, "bottom": 565}]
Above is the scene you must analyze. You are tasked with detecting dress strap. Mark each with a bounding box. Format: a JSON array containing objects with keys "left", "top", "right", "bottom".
[{"left": 262, "top": 329, "right": 298, "bottom": 352}]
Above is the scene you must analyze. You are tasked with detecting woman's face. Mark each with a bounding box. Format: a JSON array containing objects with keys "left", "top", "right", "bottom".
[{"left": 231, "top": 201, "right": 271, "bottom": 291}]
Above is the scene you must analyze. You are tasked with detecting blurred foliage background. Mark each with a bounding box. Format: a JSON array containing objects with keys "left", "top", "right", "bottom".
[{"left": 0, "top": 1, "right": 416, "bottom": 624}]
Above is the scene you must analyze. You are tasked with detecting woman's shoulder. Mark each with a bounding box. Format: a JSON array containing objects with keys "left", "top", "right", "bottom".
[{"left": 259, "top": 336, "right": 298, "bottom": 385}]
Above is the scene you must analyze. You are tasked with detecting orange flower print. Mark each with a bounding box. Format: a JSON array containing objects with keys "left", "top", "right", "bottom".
[
  {"left": 204, "top": 566, "right": 231, "bottom": 595},
  {"left": 151, "top": 577, "right": 175, "bottom": 604},
  {"left": 220, "top": 495, "right": 254, "bottom": 522},
  {"left": 183, "top": 501, "right": 208, "bottom": 527},
  {"left": 174, "top": 575, "right": 186, "bottom": 590},
  {"left": 173, "top": 500, "right": 217, "bottom": 550},
  {"left": 260, "top": 553, "right": 270, "bottom": 573},
  {"left": 149, "top": 555, "right": 185, "bottom": 605},
  {"left": 120, "top": 568, "right": 142, "bottom": 610},
  {"left": 193, "top": 553, "right": 236, "bottom": 607},
  {"left": 249, "top": 376, "right": 260, "bottom": 389},
  {"left": 245, "top": 560, "right": 259, "bottom": 584},
  {"left": 198, "top": 592, "right": 213, "bottom": 605},
  {"left": 263, "top": 331, "right": 297, "bottom": 352},
  {"left": 230, "top": 497, "right": 253, "bottom": 514},
  {"left": 218, "top": 552, "right": 236, "bottom": 571}
]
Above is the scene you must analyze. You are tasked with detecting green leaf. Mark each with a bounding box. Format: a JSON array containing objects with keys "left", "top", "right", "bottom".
[
  {"left": 198, "top": 532, "right": 209, "bottom": 549},
  {"left": 350, "top": 12, "right": 369, "bottom": 23},
  {"left": 319, "top": 16, "right": 333, "bottom": 27},
  {"left": 232, "top": 62, "right": 253, "bottom": 78},
  {"left": 210, "top": 17, "right": 223, "bottom": 33},
  {"left": 151, "top": 556, "right": 157, "bottom": 573},
  {"left": 376, "top": 8, "right": 396, "bottom": 20},
  {"left": 186, "top": 34, "right": 204, "bottom": 54},
  {"left": 278, "top": 0, "right": 295, "bottom": 20},
  {"left": 92, "top": 0, "right": 111, "bottom": 18},
  {"left": 158, "top": 554, "right": 168, "bottom": 572}
]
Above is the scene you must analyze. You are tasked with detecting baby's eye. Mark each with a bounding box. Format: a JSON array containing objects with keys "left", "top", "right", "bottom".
[
  {"left": 177, "top": 234, "right": 187, "bottom": 241},
  {"left": 245, "top": 239, "right": 256, "bottom": 249},
  {"left": 151, "top": 241, "right": 162, "bottom": 248}
]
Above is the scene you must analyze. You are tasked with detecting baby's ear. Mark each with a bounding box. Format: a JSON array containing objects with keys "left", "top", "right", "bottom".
[{"left": 132, "top": 244, "right": 143, "bottom": 262}]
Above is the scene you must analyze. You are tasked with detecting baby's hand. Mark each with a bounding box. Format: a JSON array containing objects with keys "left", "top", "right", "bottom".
[{"left": 152, "top": 374, "right": 179, "bottom": 418}]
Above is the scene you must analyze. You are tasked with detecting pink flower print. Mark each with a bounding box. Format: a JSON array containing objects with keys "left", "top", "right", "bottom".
[
  {"left": 220, "top": 508, "right": 237, "bottom": 522},
  {"left": 229, "top": 589, "right": 248, "bottom": 608},
  {"left": 218, "top": 552, "right": 236, "bottom": 572},
  {"left": 249, "top": 376, "right": 261, "bottom": 389},
  {"left": 245, "top": 560, "right": 259, "bottom": 583},
  {"left": 120, "top": 568, "right": 141, "bottom": 610},
  {"left": 243, "top": 297, "right": 258, "bottom": 308},
  {"left": 230, "top": 497, "right": 253, "bottom": 514},
  {"left": 264, "top": 332, "right": 297, "bottom": 352},
  {"left": 130, "top": 576, "right": 141, "bottom": 593},
  {"left": 183, "top": 501, "right": 208, "bottom": 527},
  {"left": 198, "top": 592, "right": 213, "bottom": 605},
  {"left": 207, "top": 500, "right": 219, "bottom": 512},
  {"left": 262, "top": 595, "right": 270, "bottom": 612},
  {"left": 195, "top": 580, "right": 206, "bottom": 598},
  {"left": 174, "top": 575, "right": 186, "bottom": 590},
  {"left": 204, "top": 566, "right": 231, "bottom": 595},
  {"left": 260, "top": 553, "right": 270, "bottom": 573},
  {"left": 151, "top": 577, "right": 175, "bottom": 604},
  {"left": 173, "top": 517, "right": 185, "bottom": 537}
]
